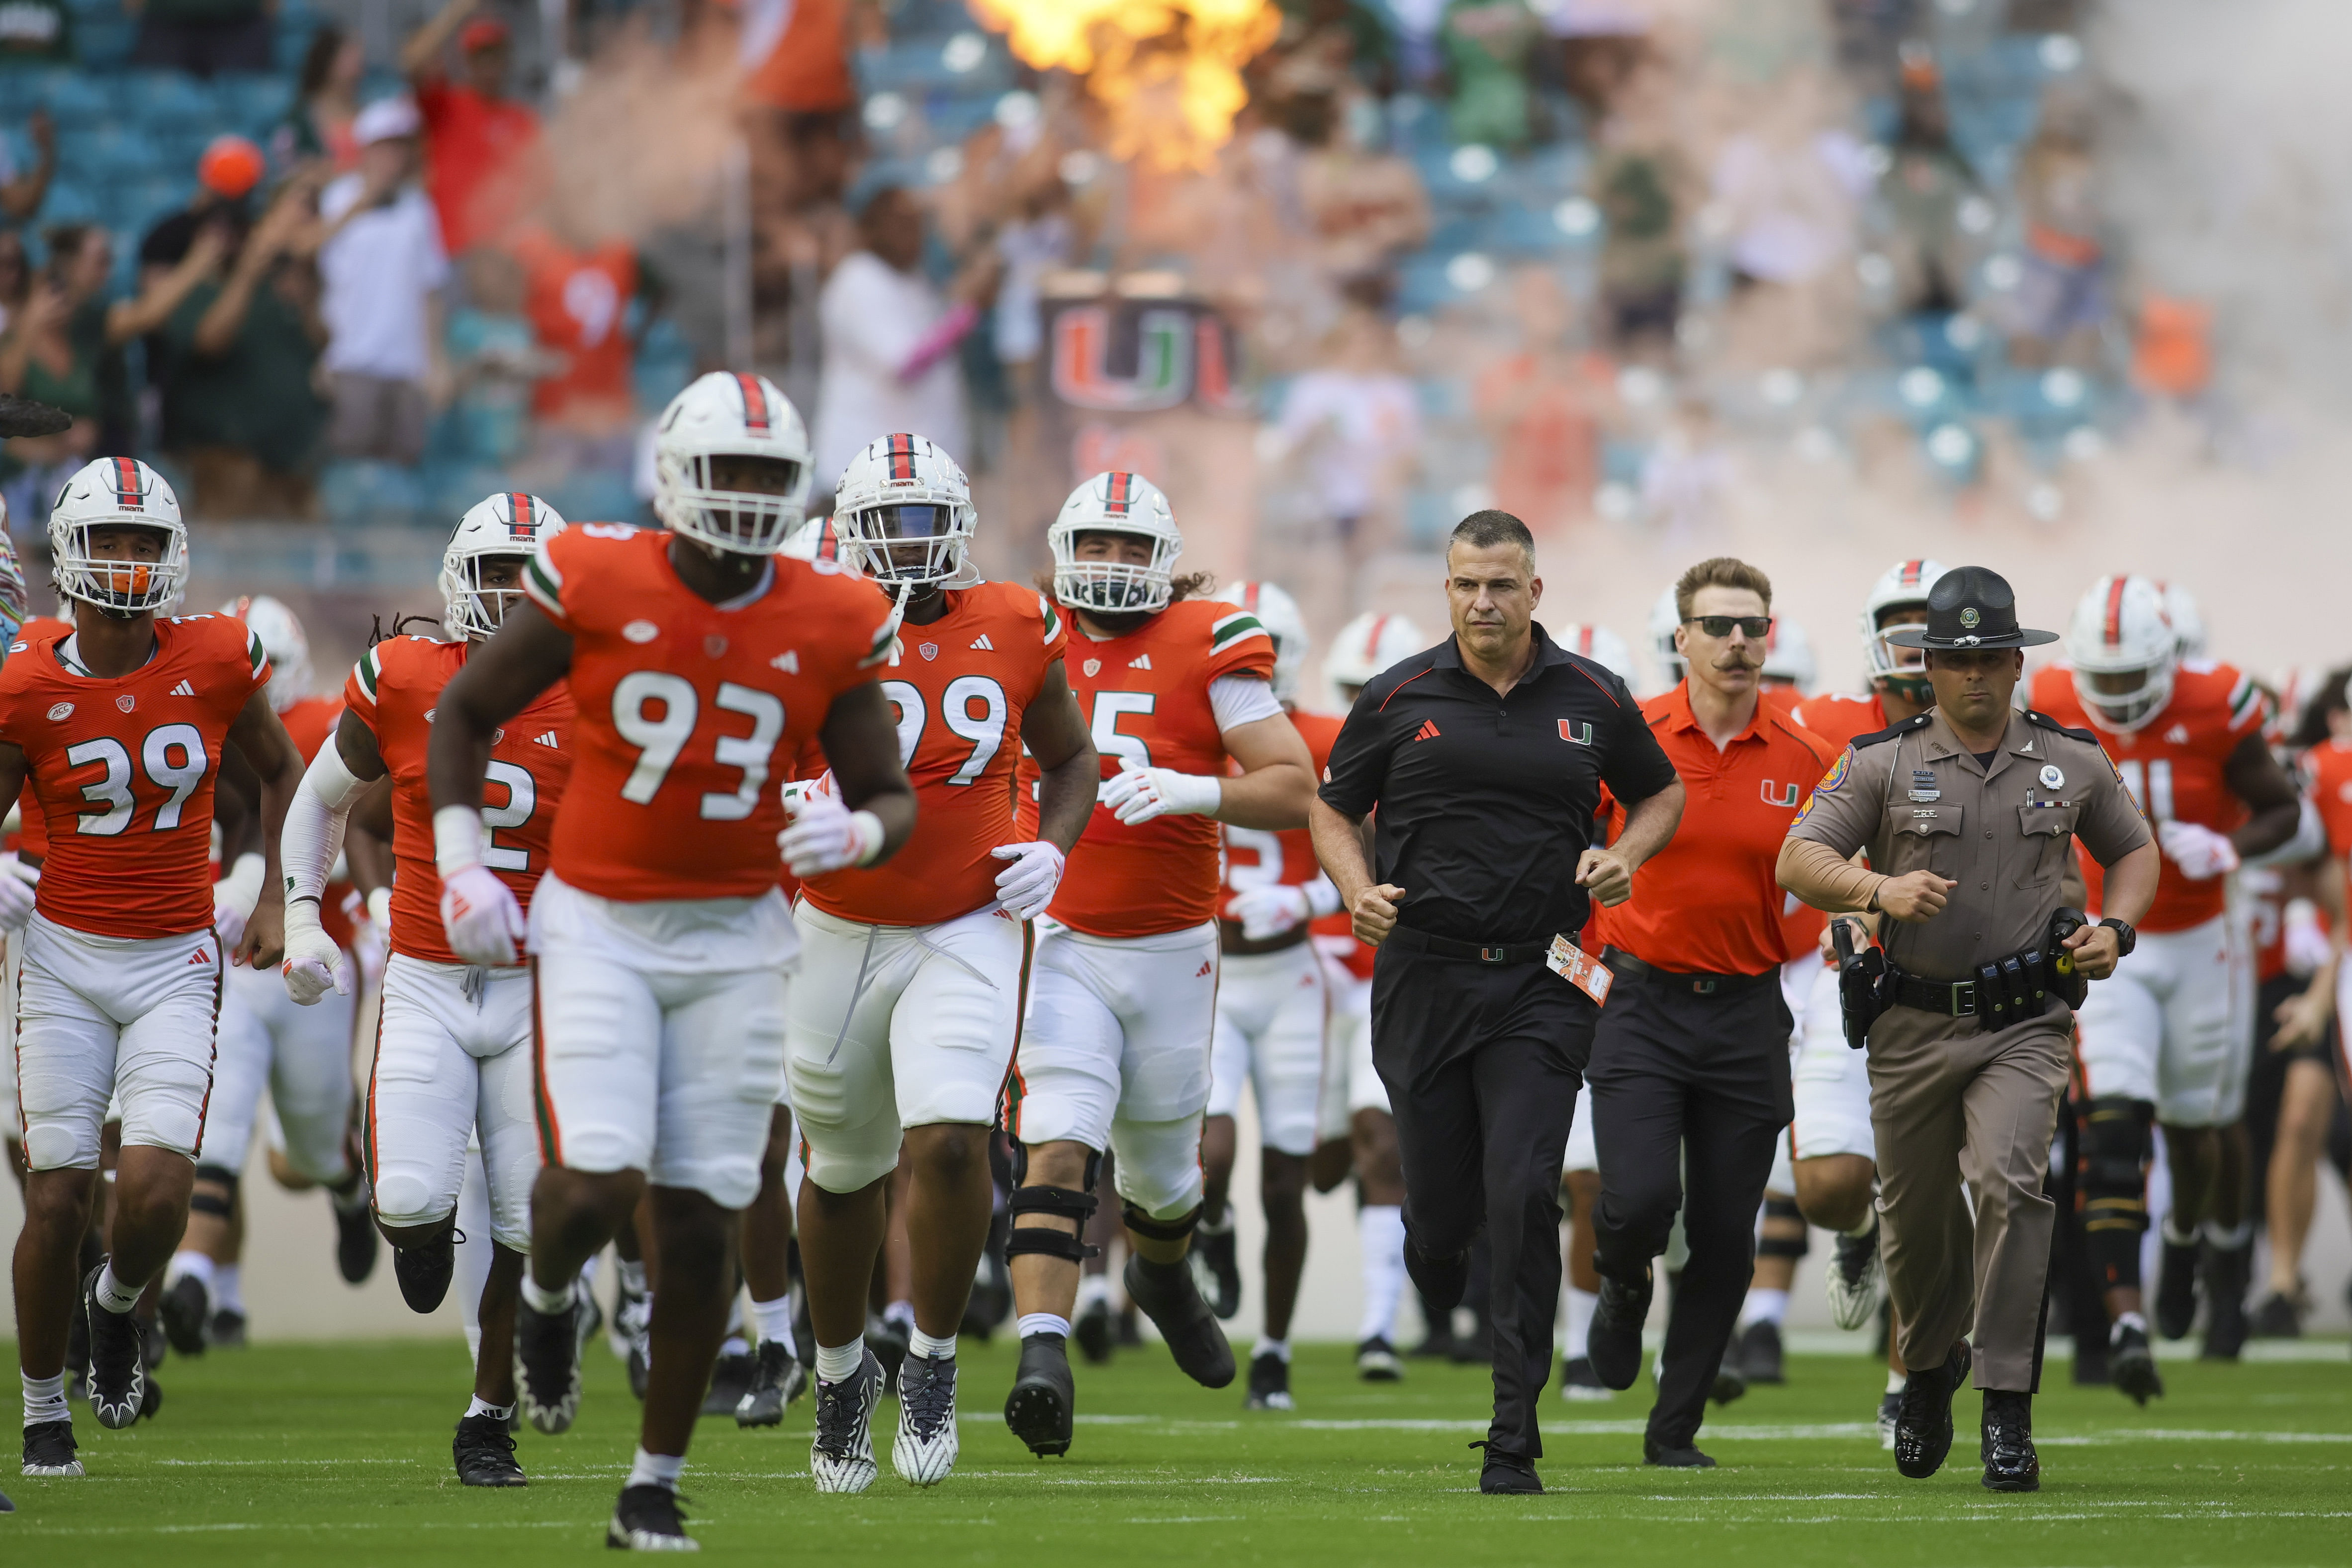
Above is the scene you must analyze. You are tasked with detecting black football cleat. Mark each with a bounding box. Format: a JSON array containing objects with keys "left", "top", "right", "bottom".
[
  {"left": 1244, "top": 1350, "right": 1293, "bottom": 1411},
  {"left": 332, "top": 1192, "right": 379, "bottom": 1285},
  {"left": 1735, "top": 1318, "right": 1785, "bottom": 1384},
  {"left": 1357, "top": 1336, "right": 1403, "bottom": 1383},
  {"left": 209, "top": 1308, "right": 248, "bottom": 1348},
  {"left": 701, "top": 1351, "right": 755, "bottom": 1417},
  {"left": 393, "top": 1229, "right": 457, "bottom": 1314},
  {"left": 735, "top": 1340, "right": 808, "bottom": 1427},
  {"left": 1190, "top": 1217, "right": 1242, "bottom": 1320},
  {"left": 159, "top": 1272, "right": 211, "bottom": 1358},
  {"left": 607, "top": 1483, "right": 695, "bottom": 1551},
  {"left": 1587, "top": 1270, "right": 1652, "bottom": 1391},
  {"left": 1980, "top": 1390, "right": 2039, "bottom": 1492},
  {"left": 1003, "top": 1332, "right": 1076, "bottom": 1458},
  {"left": 1894, "top": 1339, "right": 1970, "bottom": 1479},
  {"left": 1710, "top": 1357, "right": 1748, "bottom": 1405},
  {"left": 1123, "top": 1253, "right": 1235, "bottom": 1389},
  {"left": 21, "top": 1418, "right": 82, "bottom": 1477},
  {"left": 82, "top": 1264, "right": 147, "bottom": 1431},
  {"left": 514, "top": 1294, "right": 583, "bottom": 1435},
  {"left": 2199, "top": 1239, "right": 2253, "bottom": 1361},
  {"left": 1825, "top": 1217, "right": 1883, "bottom": 1331},
  {"left": 2247, "top": 1291, "right": 2301, "bottom": 1339},
  {"left": 1474, "top": 1441, "right": 1542, "bottom": 1493},
  {"left": 1071, "top": 1295, "right": 1115, "bottom": 1365},
  {"left": 1643, "top": 1436, "right": 1716, "bottom": 1468},
  {"left": 2154, "top": 1231, "right": 2200, "bottom": 1341},
  {"left": 2109, "top": 1320, "right": 2165, "bottom": 1406},
  {"left": 1559, "top": 1354, "right": 1611, "bottom": 1401},
  {"left": 452, "top": 1412, "right": 526, "bottom": 1487}
]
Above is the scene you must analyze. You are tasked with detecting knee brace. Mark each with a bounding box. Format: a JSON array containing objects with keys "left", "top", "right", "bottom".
[
  {"left": 1758, "top": 1195, "right": 1810, "bottom": 1261},
  {"left": 1122, "top": 1199, "right": 1204, "bottom": 1242},
  {"left": 1005, "top": 1146, "right": 1102, "bottom": 1266},
  {"left": 2080, "top": 1097, "right": 2155, "bottom": 1234},
  {"left": 188, "top": 1163, "right": 239, "bottom": 1220}
]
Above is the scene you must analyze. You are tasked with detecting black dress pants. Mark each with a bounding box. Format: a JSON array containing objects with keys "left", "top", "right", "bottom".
[
  {"left": 1371, "top": 941, "right": 1595, "bottom": 1460},
  {"left": 1588, "top": 971, "right": 1792, "bottom": 1449}
]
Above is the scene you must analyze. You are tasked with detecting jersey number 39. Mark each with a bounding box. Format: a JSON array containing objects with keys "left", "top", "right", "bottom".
[{"left": 67, "top": 725, "right": 208, "bottom": 836}]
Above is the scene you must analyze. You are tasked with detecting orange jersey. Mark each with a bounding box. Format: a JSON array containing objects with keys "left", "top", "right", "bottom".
[
  {"left": 2303, "top": 738, "right": 2352, "bottom": 860},
  {"left": 0, "top": 614, "right": 268, "bottom": 937},
  {"left": 8, "top": 614, "right": 71, "bottom": 860},
  {"left": 346, "top": 635, "right": 575, "bottom": 965},
  {"left": 803, "top": 582, "right": 1068, "bottom": 926},
  {"left": 1233, "top": 706, "right": 1339, "bottom": 915},
  {"left": 2030, "top": 660, "right": 2261, "bottom": 932},
  {"left": 527, "top": 525, "right": 896, "bottom": 902},
  {"left": 1018, "top": 598, "right": 1277, "bottom": 939}
]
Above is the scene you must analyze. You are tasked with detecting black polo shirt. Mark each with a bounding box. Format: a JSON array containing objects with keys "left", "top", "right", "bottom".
[{"left": 1318, "top": 623, "right": 1676, "bottom": 947}]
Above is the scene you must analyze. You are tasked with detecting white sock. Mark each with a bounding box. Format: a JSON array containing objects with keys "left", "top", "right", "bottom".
[
  {"left": 1357, "top": 1204, "right": 1406, "bottom": 1343},
  {"left": 166, "top": 1249, "right": 216, "bottom": 1292},
  {"left": 1255, "top": 1336, "right": 1291, "bottom": 1363},
  {"left": 720, "top": 1335, "right": 749, "bottom": 1358},
  {"left": 22, "top": 1372, "right": 66, "bottom": 1426},
  {"left": 1076, "top": 1273, "right": 1112, "bottom": 1311},
  {"left": 628, "top": 1447, "right": 685, "bottom": 1493},
  {"left": 910, "top": 1327, "right": 956, "bottom": 1361},
  {"left": 814, "top": 1338, "right": 864, "bottom": 1383},
  {"left": 214, "top": 1262, "right": 244, "bottom": 1314},
  {"left": 520, "top": 1273, "right": 575, "bottom": 1316},
  {"left": 883, "top": 1298, "right": 915, "bottom": 1333},
  {"left": 2163, "top": 1217, "right": 2198, "bottom": 1247},
  {"left": 725, "top": 1294, "right": 746, "bottom": 1337},
  {"left": 94, "top": 1262, "right": 142, "bottom": 1314},
  {"left": 2112, "top": 1310, "right": 2149, "bottom": 1337},
  {"left": 751, "top": 1295, "right": 797, "bottom": 1351},
  {"left": 1740, "top": 1287, "right": 1789, "bottom": 1329},
  {"left": 2202, "top": 1219, "right": 2252, "bottom": 1249},
  {"left": 618, "top": 1259, "right": 647, "bottom": 1294},
  {"left": 1018, "top": 1312, "right": 1072, "bottom": 1340},
  {"left": 1886, "top": 1370, "right": 1908, "bottom": 1394},
  {"left": 465, "top": 1395, "right": 515, "bottom": 1420},
  {"left": 1564, "top": 1286, "right": 1597, "bottom": 1361}
]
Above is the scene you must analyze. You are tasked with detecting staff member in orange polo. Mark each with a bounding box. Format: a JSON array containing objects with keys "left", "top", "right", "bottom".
[{"left": 1584, "top": 556, "right": 1837, "bottom": 1467}]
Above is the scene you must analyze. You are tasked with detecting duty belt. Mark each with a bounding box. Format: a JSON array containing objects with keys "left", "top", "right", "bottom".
[
  {"left": 1602, "top": 949, "right": 1778, "bottom": 998},
  {"left": 1888, "top": 944, "right": 2061, "bottom": 1024},
  {"left": 1383, "top": 924, "right": 1549, "bottom": 965}
]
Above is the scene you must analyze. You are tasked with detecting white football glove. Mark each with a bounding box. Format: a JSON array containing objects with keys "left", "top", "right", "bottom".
[
  {"left": 1098, "top": 764, "right": 1221, "bottom": 826},
  {"left": 280, "top": 899, "right": 351, "bottom": 1006},
  {"left": 990, "top": 841, "right": 1065, "bottom": 921},
  {"left": 0, "top": 852, "right": 37, "bottom": 934},
  {"left": 1225, "top": 877, "right": 1344, "bottom": 941},
  {"left": 2157, "top": 819, "right": 2240, "bottom": 881},
  {"left": 440, "top": 862, "right": 525, "bottom": 966},
  {"left": 212, "top": 851, "right": 266, "bottom": 951},
  {"left": 2284, "top": 897, "right": 2333, "bottom": 977},
  {"left": 347, "top": 886, "right": 391, "bottom": 991},
  {"left": 779, "top": 791, "right": 885, "bottom": 877}
]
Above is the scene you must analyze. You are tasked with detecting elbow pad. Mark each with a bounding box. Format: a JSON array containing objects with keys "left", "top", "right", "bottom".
[{"left": 282, "top": 743, "right": 365, "bottom": 904}]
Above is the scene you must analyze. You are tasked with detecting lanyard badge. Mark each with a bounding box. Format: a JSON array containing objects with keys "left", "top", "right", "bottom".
[{"left": 1547, "top": 935, "right": 1614, "bottom": 1005}]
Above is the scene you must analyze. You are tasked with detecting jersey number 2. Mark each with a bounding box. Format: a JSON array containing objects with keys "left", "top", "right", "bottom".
[
  {"left": 66, "top": 725, "right": 207, "bottom": 836},
  {"left": 611, "top": 672, "right": 784, "bottom": 820}
]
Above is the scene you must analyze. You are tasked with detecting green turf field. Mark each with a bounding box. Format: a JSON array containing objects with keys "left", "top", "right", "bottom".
[{"left": 2, "top": 1336, "right": 2347, "bottom": 1565}]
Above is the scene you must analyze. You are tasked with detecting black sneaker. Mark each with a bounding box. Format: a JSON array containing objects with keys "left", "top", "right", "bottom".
[
  {"left": 2154, "top": 1232, "right": 2200, "bottom": 1340},
  {"left": 701, "top": 1350, "right": 756, "bottom": 1417},
  {"left": 1980, "top": 1389, "right": 2039, "bottom": 1492},
  {"left": 2109, "top": 1319, "right": 2164, "bottom": 1406},
  {"left": 1643, "top": 1436, "right": 1716, "bottom": 1468},
  {"left": 1123, "top": 1253, "right": 1236, "bottom": 1388},
  {"left": 209, "top": 1309, "right": 248, "bottom": 1348},
  {"left": 2248, "top": 1291, "right": 2302, "bottom": 1339},
  {"left": 2200, "top": 1239, "right": 2252, "bottom": 1361},
  {"left": 1736, "top": 1318, "right": 1785, "bottom": 1384},
  {"left": 1474, "top": 1441, "right": 1543, "bottom": 1493},
  {"left": 332, "top": 1192, "right": 379, "bottom": 1285},
  {"left": 1587, "top": 1271, "right": 1652, "bottom": 1391},
  {"left": 607, "top": 1482, "right": 694, "bottom": 1551},
  {"left": 1072, "top": 1295, "right": 1115, "bottom": 1365},
  {"left": 1245, "top": 1351, "right": 1293, "bottom": 1411},
  {"left": 867, "top": 1315, "right": 911, "bottom": 1397},
  {"left": 891, "top": 1351, "right": 959, "bottom": 1485},
  {"left": 809, "top": 1347, "right": 884, "bottom": 1494},
  {"left": 513, "top": 1293, "right": 582, "bottom": 1434},
  {"left": 82, "top": 1263, "right": 147, "bottom": 1431},
  {"left": 1894, "top": 1339, "right": 1970, "bottom": 1478},
  {"left": 393, "top": 1229, "right": 457, "bottom": 1314},
  {"left": 1559, "top": 1354, "right": 1611, "bottom": 1402},
  {"left": 1825, "top": 1218, "right": 1883, "bottom": 1331},
  {"left": 452, "top": 1412, "right": 526, "bottom": 1486},
  {"left": 1190, "top": 1218, "right": 1242, "bottom": 1320},
  {"left": 1003, "top": 1332, "right": 1076, "bottom": 1457},
  {"left": 735, "top": 1340, "right": 808, "bottom": 1427},
  {"left": 159, "top": 1272, "right": 211, "bottom": 1358},
  {"left": 21, "top": 1418, "right": 81, "bottom": 1477},
  {"left": 1356, "top": 1337, "right": 1403, "bottom": 1382}
]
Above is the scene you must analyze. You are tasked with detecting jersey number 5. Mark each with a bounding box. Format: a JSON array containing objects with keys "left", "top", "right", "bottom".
[
  {"left": 67, "top": 725, "right": 208, "bottom": 836},
  {"left": 611, "top": 672, "right": 785, "bottom": 820},
  {"left": 1089, "top": 691, "right": 1154, "bottom": 772}
]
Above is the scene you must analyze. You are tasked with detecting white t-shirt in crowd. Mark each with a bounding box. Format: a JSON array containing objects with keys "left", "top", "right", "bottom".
[
  {"left": 1276, "top": 369, "right": 1422, "bottom": 522},
  {"left": 811, "top": 249, "right": 968, "bottom": 491},
  {"left": 318, "top": 176, "right": 450, "bottom": 382}
]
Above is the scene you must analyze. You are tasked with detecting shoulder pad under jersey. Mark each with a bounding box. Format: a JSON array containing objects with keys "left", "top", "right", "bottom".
[
  {"left": 1849, "top": 713, "right": 1934, "bottom": 748},
  {"left": 2025, "top": 709, "right": 2099, "bottom": 745}
]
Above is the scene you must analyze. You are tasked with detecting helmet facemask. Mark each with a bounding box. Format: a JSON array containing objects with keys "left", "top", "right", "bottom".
[
  {"left": 659, "top": 451, "right": 809, "bottom": 556},
  {"left": 57, "top": 521, "right": 184, "bottom": 616},
  {"left": 839, "top": 500, "right": 973, "bottom": 587},
  {"left": 1870, "top": 605, "right": 1934, "bottom": 701},
  {"left": 2075, "top": 660, "right": 2177, "bottom": 733},
  {"left": 442, "top": 552, "right": 532, "bottom": 640},
  {"left": 1051, "top": 527, "right": 1179, "bottom": 614}
]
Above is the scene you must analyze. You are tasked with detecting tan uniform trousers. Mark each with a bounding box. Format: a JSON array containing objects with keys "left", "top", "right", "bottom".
[{"left": 1867, "top": 1003, "right": 2071, "bottom": 1391}]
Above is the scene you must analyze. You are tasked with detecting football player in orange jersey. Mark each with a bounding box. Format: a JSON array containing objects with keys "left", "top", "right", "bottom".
[
  {"left": 0, "top": 459, "right": 307, "bottom": 1477},
  {"left": 0, "top": 524, "right": 32, "bottom": 1188},
  {"left": 2032, "top": 574, "right": 2301, "bottom": 1398},
  {"left": 1785, "top": 558, "right": 1944, "bottom": 1442},
  {"left": 786, "top": 434, "right": 1095, "bottom": 1492},
  {"left": 999, "top": 471, "right": 1316, "bottom": 1460},
  {"left": 1312, "top": 610, "right": 1427, "bottom": 1381},
  {"left": 426, "top": 373, "right": 916, "bottom": 1551},
  {"left": 276, "top": 492, "right": 574, "bottom": 1487},
  {"left": 160, "top": 596, "right": 378, "bottom": 1359},
  {"left": 1197, "top": 579, "right": 1338, "bottom": 1412}
]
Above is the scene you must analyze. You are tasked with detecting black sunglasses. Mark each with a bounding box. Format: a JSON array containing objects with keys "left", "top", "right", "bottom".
[{"left": 1683, "top": 615, "right": 1774, "bottom": 639}]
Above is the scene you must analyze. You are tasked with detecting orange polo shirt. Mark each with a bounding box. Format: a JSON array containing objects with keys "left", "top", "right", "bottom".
[{"left": 1597, "top": 681, "right": 1836, "bottom": 976}]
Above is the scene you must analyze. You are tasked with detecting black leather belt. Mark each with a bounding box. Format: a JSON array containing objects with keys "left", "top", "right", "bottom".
[
  {"left": 1888, "top": 959, "right": 2058, "bottom": 1022},
  {"left": 1602, "top": 948, "right": 1777, "bottom": 998},
  {"left": 1384, "top": 924, "right": 1549, "bottom": 965}
]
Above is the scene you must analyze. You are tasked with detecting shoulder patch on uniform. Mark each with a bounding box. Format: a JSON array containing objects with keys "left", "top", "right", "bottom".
[
  {"left": 524, "top": 548, "right": 564, "bottom": 618},
  {"left": 1209, "top": 610, "right": 1267, "bottom": 651},
  {"left": 2024, "top": 709, "right": 2099, "bottom": 744},
  {"left": 1849, "top": 713, "right": 1934, "bottom": 748},
  {"left": 355, "top": 646, "right": 382, "bottom": 700},
  {"left": 1038, "top": 595, "right": 1063, "bottom": 645}
]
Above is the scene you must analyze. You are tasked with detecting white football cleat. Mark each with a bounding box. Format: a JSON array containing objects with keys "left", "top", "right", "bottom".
[
  {"left": 810, "top": 1348, "right": 883, "bottom": 1494},
  {"left": 892, "top": 1351, "right": 960, "bottom": 1486}
]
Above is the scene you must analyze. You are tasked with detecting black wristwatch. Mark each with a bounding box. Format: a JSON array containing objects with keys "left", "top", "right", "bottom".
[{"left": 2098, "top": 917, "right": 2137, "bottom": 957}]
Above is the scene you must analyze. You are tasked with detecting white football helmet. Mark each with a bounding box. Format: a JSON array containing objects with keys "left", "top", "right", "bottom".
[
  {"left": 1226, "top": 580, "right": 1308, "bottom": 704},
  {"left": 1861, "top": 557, "right": 1947, "bottom": 690},
  {"left": 1760, "top": 616, "right": 1815, "bottom": 693},
  {"left": 220, "top": 594, "right": 312, "bottom": 711},
  {"left": 832, "top": 433, "right": 977, "bottom": 588},
  {"left": 49, "top": 457, "right": 187, "bottom": 614},
  {"left": 2066, "top": 574, "right": 2177, "bottom": 733},
  {"left": 2158, "top": 580, "right": 2205, "bottom": 658},
  {"left": 1552, "top": 622, "right": 1636, "bottom": 686},
  {"left": 652, "top": 370, "right": 814, "bottom": 556},
  {"left": 1049, "top": 471, "right": 1182, "bottom": 613},
  {"left": 442, "top": 491, "right": 567, "bottom": 641},
  {"left": 1325, "top": 610, "right": 1426, "bottom": 704},
  {"left": 778, "top": 511, "right": 846, "bottom": 563},
  {"left": 1648, "top": 584, "right": 1684, "bottom": 686}
]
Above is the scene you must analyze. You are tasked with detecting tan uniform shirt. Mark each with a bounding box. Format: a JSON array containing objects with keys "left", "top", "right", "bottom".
[{"left": 1787, "top": 708, "right": 2150, "bottom": 983}]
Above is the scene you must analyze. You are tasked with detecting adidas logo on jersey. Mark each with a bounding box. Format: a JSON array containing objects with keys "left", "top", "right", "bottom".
[
  {"left": 189, "top": 948, "right": 210, "bottom": 966},
  {"left": 170, "top": 680, "right": 195, "bottom": 697},
  {"left": 971, "top": 635, "right": 995, "bottom": 650},
  {"left": 771, "top": 650, "right": 800, "bottom": 673},
  {"left": 1195, "top": 960, "right": 1213, "bottom": 977},
  {"left": 1130, "top": 654, "right": 1153, "bottom": 669},
  {"left": 1413, "top": 720, "right": 1441, "bottom": 742},
  {"left": 534, "top": 731, "right": 559, "bottom": 748},
  {"left": 2165, "top": 723, "right": 2190, "bottom": 745}
]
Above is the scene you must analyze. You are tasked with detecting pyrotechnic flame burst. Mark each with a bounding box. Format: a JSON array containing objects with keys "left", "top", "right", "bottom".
[{"left": 971, "top": 0, "right": 1281, "bottom": 171}]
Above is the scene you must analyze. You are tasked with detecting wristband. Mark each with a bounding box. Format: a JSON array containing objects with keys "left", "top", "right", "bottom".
[
  {"left": 433, "top": 804, "right": 486, "bottom": 875},
  {"left": 1304, "top": 879, "right": 1343, "bottom": 920},
  {"left": 849, "top": 809, "right": 887, "bottom": 868},
  {"left": 283, "top": 898, "right": 326, "bottom": 939},
  {"left": 368, "top": 886, "right": 392, "bottom": 928}
]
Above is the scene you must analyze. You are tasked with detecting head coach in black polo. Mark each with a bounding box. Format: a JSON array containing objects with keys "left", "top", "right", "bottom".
[{"left": 1309, "top": 511, "right": 1684, "bottom": 1494}]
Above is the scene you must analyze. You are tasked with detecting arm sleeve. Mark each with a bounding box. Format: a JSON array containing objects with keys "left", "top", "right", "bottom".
[
  {"left": 1317, "top": 689, "right": 1392, "bottom": 817},
  {"left": 1786, "top": 743, "right": 1887, "bottom": 858},
  {"left": 1209, "top": 674, "right": 1283, "bottom": 734},
  {"left": 282, "top": 742, "right": 370, "bottom": 904},
  {"left": 2072, "top": 739, "right": 2157, "bottom": 867}
]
